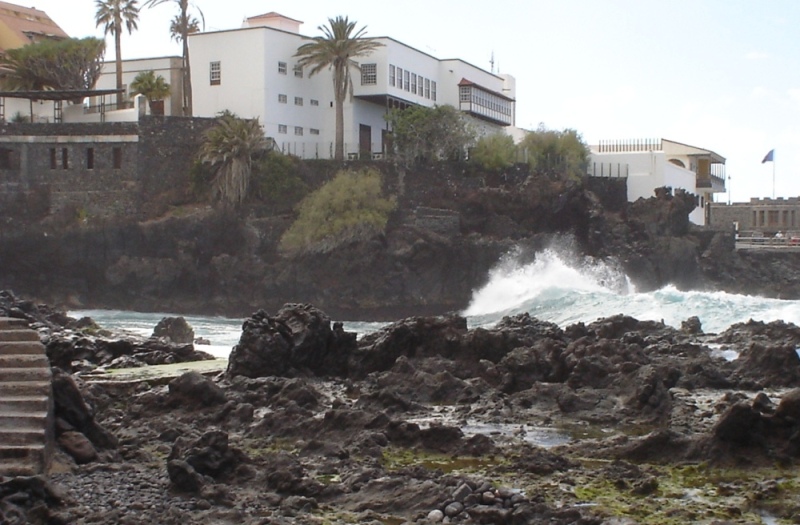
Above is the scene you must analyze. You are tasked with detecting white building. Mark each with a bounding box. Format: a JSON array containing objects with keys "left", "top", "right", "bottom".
[
  {"left": 589, "top": 138, "right": 727, "bottom": 225},
  {"left": 188, "top": 12, "right": 517, "bottom": 159},
  {"left": 93, "top": 56, "right": 184, "bottom": 116}
]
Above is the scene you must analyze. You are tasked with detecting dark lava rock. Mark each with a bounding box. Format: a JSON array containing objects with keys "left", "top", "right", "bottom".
[
  {"left": 167, "top": 459, "right": 204, "bottom": 493},
  {"left": 152, "top": 316, "right": 195, "bottom": 344},
  {"left": 227, "top": 304, "right": 357, "bottom": 379},
  {"left": 57, "top": 431, "right": 97, "bottom": 464},
  {"left": 734, "top": 340, "right": 800, "bottom": 388},
  {"left": 51, "top": 368, "right": 117, "bottom": 450},
  {"left": 169, "top": 430, "right": 246, "bottom": 481},
  {"left": 168, "top": 371, "right": 226, "bottom": 407}
]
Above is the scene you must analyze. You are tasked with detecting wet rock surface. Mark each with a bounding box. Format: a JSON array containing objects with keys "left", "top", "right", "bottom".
[{"left": 10, "top": 302, "right": 800, "bottom": 523}]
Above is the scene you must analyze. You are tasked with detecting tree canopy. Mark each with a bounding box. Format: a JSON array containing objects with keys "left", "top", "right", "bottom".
[
  {"left": 129, "top": 70, "right": 170, "bottom": 101},
  {"left": 95, "top": 0, "right": 139, "bottom": 105},
  {"left": 0, "top": 37, "right": 106, "bottom": 93},
  {"left": 294, "top": 16, "right": 382, "bottom": 160},
  {"left": 386, "top": 104, "right": 476, "bottom": 164},
  {"left": 198, "top": 112, "right": 271, "bottom": 207},
  {"left": 518, "top": 125, "right": 589, "bottom": 180}
]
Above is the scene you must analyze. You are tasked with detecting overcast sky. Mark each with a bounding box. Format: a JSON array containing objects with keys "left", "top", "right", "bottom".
[{"left": 27, "top": 0, "right": 800, "bottom": 203}]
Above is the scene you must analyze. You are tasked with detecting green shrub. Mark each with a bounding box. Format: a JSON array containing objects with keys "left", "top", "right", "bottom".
[
  {"left": 280, "top": 167, "right": 396, "bottom": 255},
  {"left": 470, "top": 133, "right": 516, "bottom": 171},
  {"left": 517, "top": 125, "right": 589, "bottom": 180},
  {"left": 251, "top": 152, "right": 308, "bottom": 212}
]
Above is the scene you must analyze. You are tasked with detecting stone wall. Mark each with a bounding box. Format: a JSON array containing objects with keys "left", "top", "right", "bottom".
[{"left": 0, "top": 117, "right": 216, "bottom": 224}]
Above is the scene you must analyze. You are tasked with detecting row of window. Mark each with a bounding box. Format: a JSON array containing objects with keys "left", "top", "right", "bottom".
[
  {"left": 277, "top": 125, "right": 320, "bottom": 136},
  {"left": 459, "top": 85, "right": 513, "bottom": 117},
  {"left": 278, "top": 94, "right": 320, "bottom": 106},
  {"left": 386, "top": 64, "right": 437, "bottom": 101},
  {"left": 278, "top": 61, "right": 304, "bottom": 77},
  {"left": 49, "top": 147, "right": 123, "bottom": 170}
]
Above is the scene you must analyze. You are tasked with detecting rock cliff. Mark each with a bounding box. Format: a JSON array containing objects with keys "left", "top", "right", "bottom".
[{"left": 0, "top": 162, "right": 798, "bottom": 318}]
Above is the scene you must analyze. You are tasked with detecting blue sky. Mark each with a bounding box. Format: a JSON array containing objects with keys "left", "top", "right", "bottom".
[{"left": 30, "top": 0, "right": 800, "bottom": 202}]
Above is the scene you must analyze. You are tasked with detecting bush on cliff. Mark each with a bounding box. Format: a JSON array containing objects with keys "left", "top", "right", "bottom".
[
  {"left": 470, "top": 133, "right": 516, "bottom": 172},
  {"left": 251, "top": 153, "right": 309, "bottom": 212},
  {"left": 386, "top": 104, "right": 475, "bottom": 164},
  {"left": 279, "top": 167, "right": 396, "bottom": 255},
  {"left": 518, "top": 125, "right": 589, "bottom": 180}
]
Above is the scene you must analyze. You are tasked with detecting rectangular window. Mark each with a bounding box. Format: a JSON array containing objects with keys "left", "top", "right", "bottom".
[
  {"left": 209, "top": 61, "right": 221, "bottom": 85},
  {"left": 411, "top": 73, "right": 417, "bottom": 94},
  {"left": 86, "top": 148, "right": 94, "bottom": 170},
  {"left": 278, "top": 124, "right": 287, "bottom": 134},
  {"left": 389, "top": 65, "right": 396, "bottom": 87},
  {"left": 294, "top": 96, "right": 303, "bottom": 106},
  {"left": 293, "top": 65, "right": 303, "bottom": 78},
  {"left": 310, "top": 128, "right": 320, "bottom": 135},
  {"left": 310, "top": 99, "right": 319, "bottom": 106},
  {"left": 459, "top": 85, "right": 471, "bottom": 102},
  {"left": 424, "top": 78, "right": 430, "bottom": 99},
  {"left": 49, "top": 148, "right": 56, "bottom": 169},
  {"left": 278, "top": 61, "right": 287, "bottom": 74},
  {"left": 431, "top": 81, "right": 437, "bottom": 101},
  {"left": 61, "top": 148, "right": 69, "bottom": 169},
  {"left": 403, "top": 70, "right": 410, "bottom": 91},
  {"left": 278, "top": 94, "right": 287, "bottom": 103},
  {"left": 361, "top": 63, "right": 377, "bottom": 85},
  {"left": 397, "top": 67, "right": 403, "bottom": 89},
  {"left": 294, "top": 126, "right": 303, "bottom": 136},
  {"left": 112, "top": 147, "right": 122, "bottom": 169}
]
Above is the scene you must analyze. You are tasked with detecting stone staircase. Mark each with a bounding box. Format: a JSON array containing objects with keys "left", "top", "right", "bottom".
[{"left": 0, "top": 317, "right": 53, "bottom": 476}]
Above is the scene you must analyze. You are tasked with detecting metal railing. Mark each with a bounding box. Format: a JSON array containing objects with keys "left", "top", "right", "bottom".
[{"left": 736, "top": 231, "right": 800, "bottom": 249}]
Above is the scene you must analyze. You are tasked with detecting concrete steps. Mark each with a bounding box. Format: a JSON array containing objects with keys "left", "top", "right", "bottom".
[{"left": 0, "top": 317, "right": 52, "bottom": 476}]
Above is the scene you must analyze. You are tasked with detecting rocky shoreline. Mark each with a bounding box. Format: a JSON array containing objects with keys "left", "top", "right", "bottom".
[{"left": 2, "top": 293, "right": 800, "bottom": 524}]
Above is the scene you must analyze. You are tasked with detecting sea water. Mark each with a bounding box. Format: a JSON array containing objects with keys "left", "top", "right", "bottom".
[{"left": 71, "top": 247, "right": 800, "bottom": 359}]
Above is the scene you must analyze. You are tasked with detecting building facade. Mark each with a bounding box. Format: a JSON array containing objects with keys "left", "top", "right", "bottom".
[
  {"left": 93, "top": 56, "right": 184, "bottom": 117},
  {"left": 588, "top": 138, "right": 727, "bottom": 226},
  {"left": 709, "top": 197, "right": 800, "bottom": 235},
  {"left": 188, "top": 12, "right": 517, "bottom": 159}
]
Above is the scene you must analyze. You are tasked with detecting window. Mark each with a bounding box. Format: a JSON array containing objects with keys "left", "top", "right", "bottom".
[
  {"left": 210, "top": 61, "right": 221, "bottom": 85},
  {"left": 411, "top": 73, "right": 417, "bottom": 94},
  {"left": 112, "top": 147, "right": 122, "bottom": 169},
  {"left": 424, "top": 78, "right": 430, "bottom": 99},
  {"left": 61, "top": 148, "right": 69, "bottom": 169},
  {"left": 294, "top": 96, "right": 303, "bottom": 106},
  {"left": 310, "top": 99, "right": 319, "bottom": 106},
  {"left": 459, "top": 85, "right": 471, "bottom": 102},
  {"left": 397, "top": 67, "right": 403, "bottom": 89},
  {"left": 310, "top": 128, "right": 320, "bottom": 135},
  {"left": 278, "top": 61, "right": 287, "bottom": 74},
  {"left": 389, "top": 65, "right": 396, "bottom": 87},
  {"left": 294, "top": 126, "right": 303, "bottom": 136},
  {"left": 278, "top": 124, "right": 287, "bottom": 134},
  {"left": 403, "top": 70, "right": 410, "bottom": 91},
  {"left": 86, "top": 148, "right": 94, "bottom": 170},
  {"left": 293, "top": 65, "right": 303, "bottom": 78},
  {"left": 431, "top": 81, "right": 437, "bottom": 101},
  {"left": 361, "top": 63, "right": 377, "bottom": 85},
  {"left": 278, "top": 94, "right": 287, "bottom": 103},
  {"left": 49, "top": 148, "right": 56, "bottom": 169}
]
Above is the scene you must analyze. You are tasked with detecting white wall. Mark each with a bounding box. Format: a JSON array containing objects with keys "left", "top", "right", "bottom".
[{"left": 97, "top": 56, "right": 182, "bottom": 116}]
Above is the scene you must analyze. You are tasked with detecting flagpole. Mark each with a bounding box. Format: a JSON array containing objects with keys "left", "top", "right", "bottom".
[{"left": 773, "top": 151, "right": 776, "bottom": 199}]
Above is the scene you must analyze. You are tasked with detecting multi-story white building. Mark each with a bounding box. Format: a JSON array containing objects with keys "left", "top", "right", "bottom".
[
  {"left": 189, "top": 12, "right": 517, "bottom": 159},
  {"left": 93, "top": 56, "right": 184, "bottom": 116},
  {"left": 589, "top": 138, "right": 727, "bottom": 225}
]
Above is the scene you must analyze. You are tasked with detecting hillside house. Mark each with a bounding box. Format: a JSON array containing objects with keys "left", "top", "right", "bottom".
[
  {"left": 188, "top": 12, "right": 518, "bottom": 159},
  {"left": 589, "top": 138, "right": 727, "bottom": 225}
]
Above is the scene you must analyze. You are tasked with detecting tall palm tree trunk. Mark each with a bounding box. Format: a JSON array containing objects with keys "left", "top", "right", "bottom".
[
  {"left": 180, "top": 0, "right": 192, "bottom": 116},
  {"left": 114, "top": 11, "right": 123, "bottom": 108}
]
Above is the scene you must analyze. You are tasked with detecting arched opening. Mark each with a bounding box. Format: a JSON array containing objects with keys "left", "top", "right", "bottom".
[{"left": 668, "top": 158, "right": 686, "bottom": 168}]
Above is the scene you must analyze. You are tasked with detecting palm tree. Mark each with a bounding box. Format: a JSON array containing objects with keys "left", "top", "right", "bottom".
[
  {"left": 294, "top": 16, "right": 382, "bottom": 161},
  {"left": 129, "top": 70, "right": 170, "bottom": 114},
  {"left": 144, "top": 0, "right": 202, "bottom": 116},
  {"left": 95, "top": 0, "right": 139, "bottom": 108},
  {"left": 199, "top": 112, "right": 270, "bottom": 207},
  {"left": 169, "top": 14, "right": 201, "bottom": 43}
]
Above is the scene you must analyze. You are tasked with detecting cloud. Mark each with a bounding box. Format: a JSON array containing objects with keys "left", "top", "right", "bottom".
[
  {"left": 745, "top": 51, "right": 770, "bottom": 60},
  {"left": 789, "top": 89, "right": 800, "bottom": 105}
]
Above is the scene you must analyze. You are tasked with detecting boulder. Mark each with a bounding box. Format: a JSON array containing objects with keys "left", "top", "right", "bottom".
[
  {"left": 226, "top": 305, "right": 357, "bottom": 379},
  {"left": 58, "top": 431, "right": 98, "bottom": 464},
  {"left": 51, "top": 368, "right": 117, "bottom": 450},
  {"left": 168, "top": 371, "right": 226, "bottom": 407},
  {"left": 152, "top": 316, "right": 195, "bottom": 344}
]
